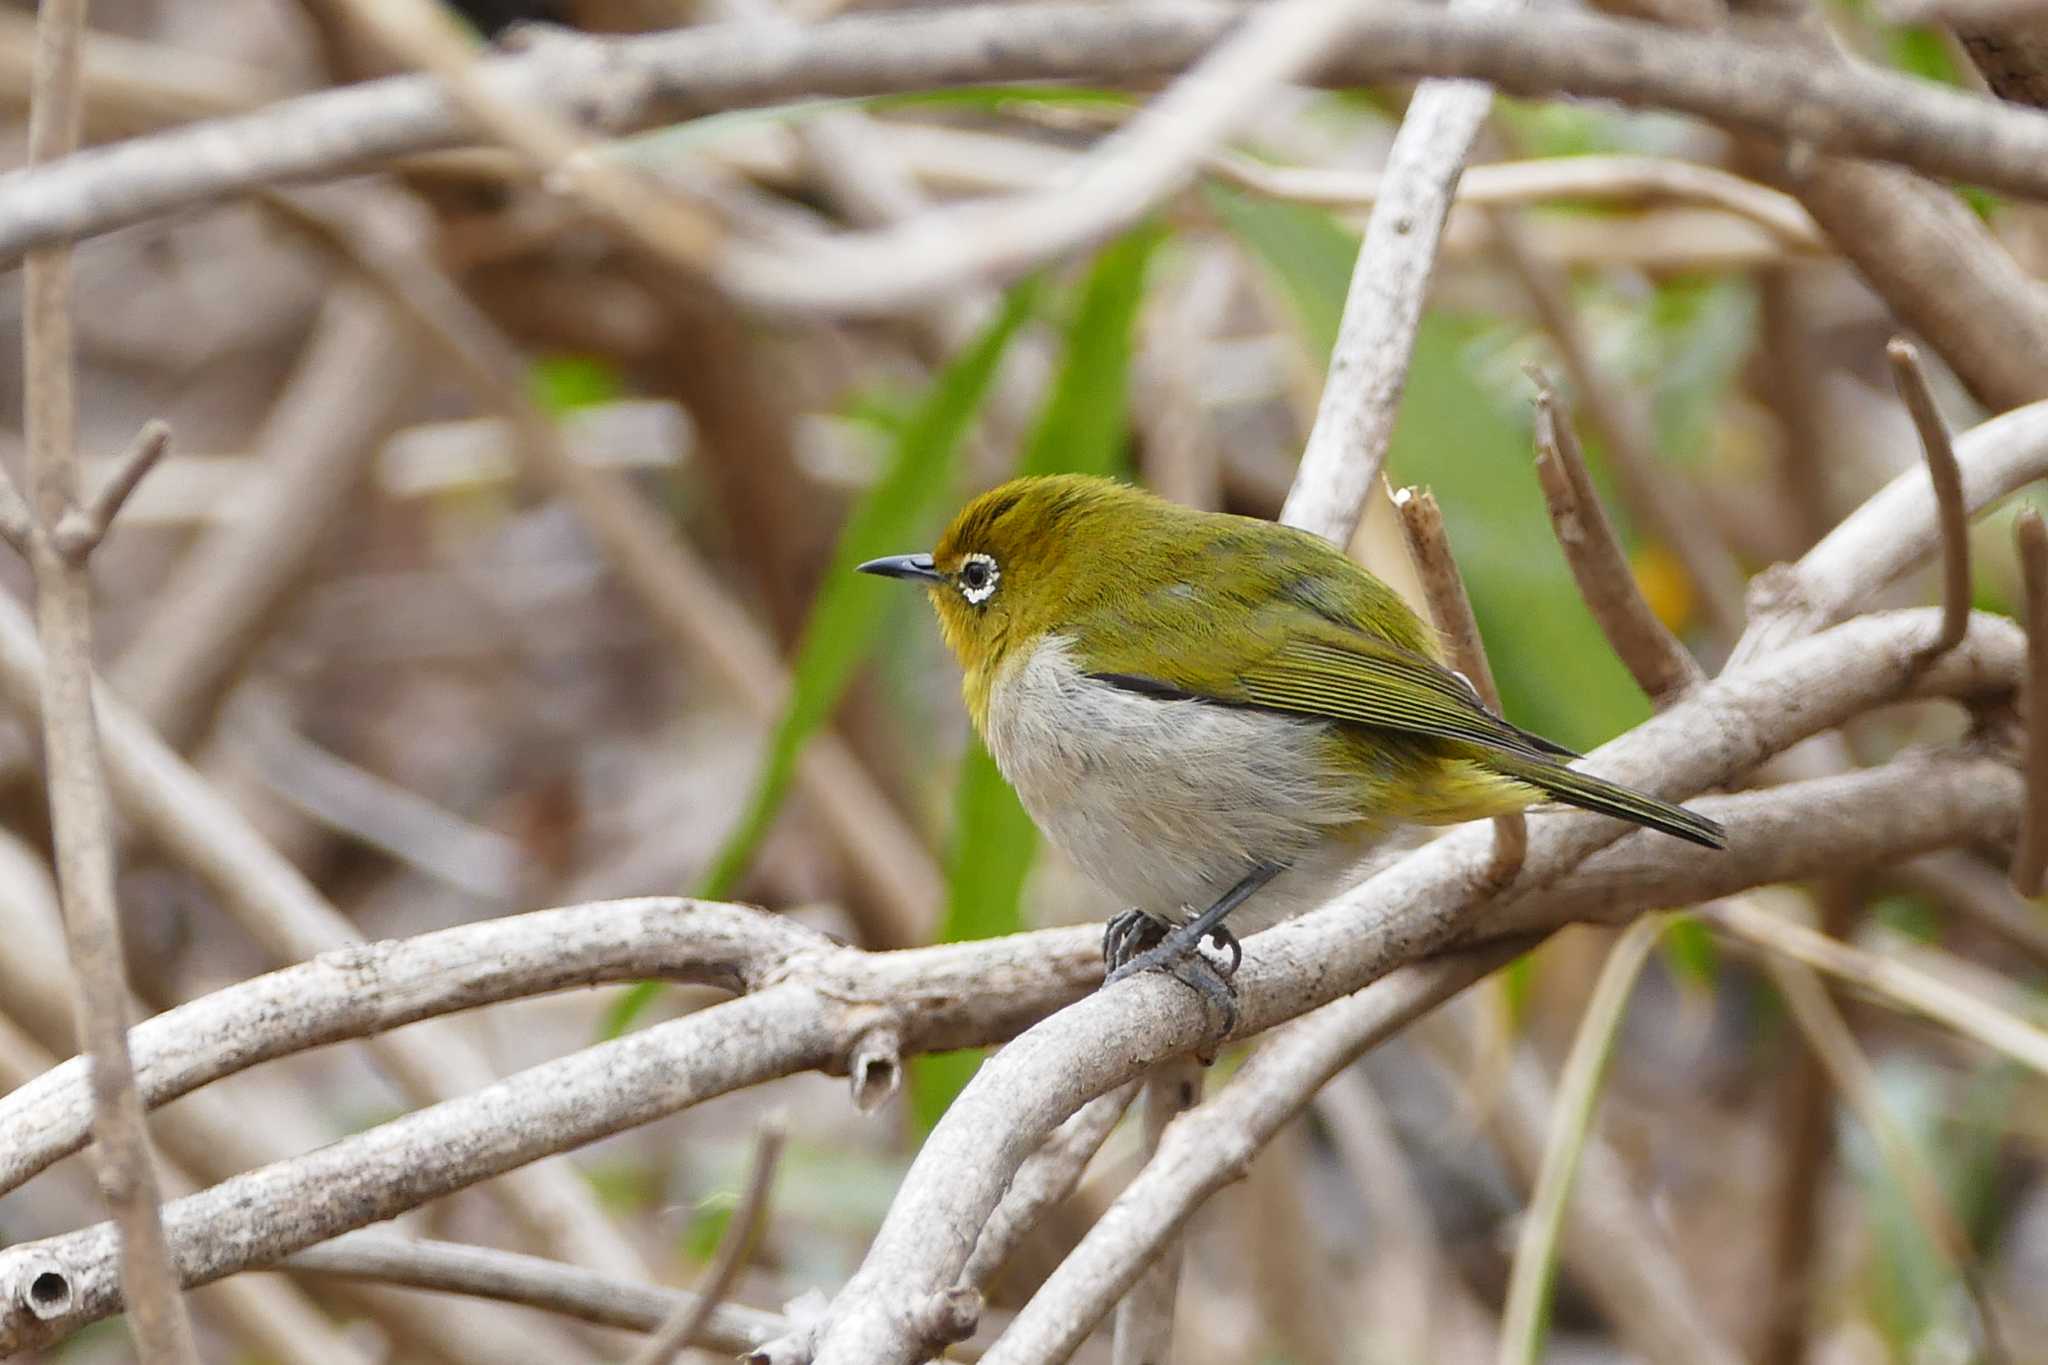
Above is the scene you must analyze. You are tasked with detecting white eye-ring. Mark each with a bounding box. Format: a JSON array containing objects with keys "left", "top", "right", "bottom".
[{"left": 957, "top": 552, "right": 1000, "bottom": 605}]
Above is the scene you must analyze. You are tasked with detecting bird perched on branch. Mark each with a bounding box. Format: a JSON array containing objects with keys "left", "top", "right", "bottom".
[{"left": 862, "top": 475, "right": 1724, "bottom": 1024}]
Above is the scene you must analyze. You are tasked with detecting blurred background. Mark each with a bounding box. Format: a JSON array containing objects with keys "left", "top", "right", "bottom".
[{"left": 0, "top": 0, "right": 2044, "bottom": 1361}]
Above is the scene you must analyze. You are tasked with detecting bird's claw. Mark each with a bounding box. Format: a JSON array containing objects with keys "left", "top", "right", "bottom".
[{"left": 1101, "top": 913, "right": 1241, "bottom": 1041}]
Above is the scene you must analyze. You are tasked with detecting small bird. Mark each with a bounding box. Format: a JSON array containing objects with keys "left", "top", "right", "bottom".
[{"left": 861, "top": 475, "right": 1724, "bottom": 1016}]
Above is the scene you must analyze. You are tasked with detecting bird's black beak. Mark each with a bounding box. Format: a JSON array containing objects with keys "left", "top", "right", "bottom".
[{"left": 858, "top": 553, "right": 943, "bottom": 584}]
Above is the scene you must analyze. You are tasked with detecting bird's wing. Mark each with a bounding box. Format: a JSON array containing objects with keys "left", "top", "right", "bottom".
[{"left": 1072, "top": 546, "right": 1575, "bottom": 759}]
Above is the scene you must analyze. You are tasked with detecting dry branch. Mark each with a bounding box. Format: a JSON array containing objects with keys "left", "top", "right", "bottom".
[
  {"left": 1498, "top": 221, "right": 1746, "bottom": 641},
  {"left": 1886, "top": 339, "right": 1972, "bottom": 658},
  {"left": 286, "top": 1234, "right": 784, "bottom": 1352},
  {"left": 0, "top": 591, "right": 650, "bottom": 1279},
  {"left": 1280, "top": 0, "right": 1512, "bottom": 545},
  {"left": 12, "top": 4, "right": 2048, "bottom": 284},
  {"left": 1529, "top": 373, "right": 1707, "bottom": 708},
  {"left": 629, "top": 1121, "right": 786, "bottom": 1365},
  {"left": 1738, "top": 397, "right": 2048, "bottom": 660},
  {"left": 266, "top": 187, "right": 943, "bottom": 943},
  {"left": 721, "top": 0, "right": 1367, "bottom": 314},
  {"left": 976, "top": 946, "right": 1523, "bottom": 1364},
  {"left": 0, "top": 742, "right": 2015, "bottom": 1352},
  {"left": 2013, "top": 507, "right": 2048, "bottom": 895},
  {"left": 1396, "top": 484, "right": 1527, "bottom": 879},
  {"left": 16, "top": 0, "right": 193, "bottom": 1357},
  {"left": 1110, "top": 1058, "right": 1203, "bottom": 1364}
]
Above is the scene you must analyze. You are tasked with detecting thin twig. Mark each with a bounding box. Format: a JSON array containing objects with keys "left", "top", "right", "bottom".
[
  {"left": 285, "top": 1234, "right": 785, "bottom": 1352},
  {"left": 1495, "top": 215, "right": 1747, "bottom": 641},
  {"left": 1209, "top": 150, "right": 1824, "bottom": 247},
  {"left": 19, "top": 0, "right": 195, "bottom": 1359},
  {"left": 1527, "top": 368, "right": 1707, "bottom": 708},
  {"left": 1886, "top": 339, "right": 1972, "bottom": 659},
  {"left": 1395, "top": 483, "right": 1527, "bottom": 879},
  {"left": 1281, "top": 0, "right": 1519, "bottom": 545},
  {"left": 2014, "top": 507, "right": 2048, "bottom": 895},
  {"left": 1111, "top": 1058, "right": 1202, "bottom": 1365},
  {"left": 1497, "top": 915, "right": 1668, "bottom": 1365},
  {"left": 50, "top": 419, "right": 169, "bottom": 564},
  {"left": 628, "top": 1120, "right": 788, "bottom": 1365}
]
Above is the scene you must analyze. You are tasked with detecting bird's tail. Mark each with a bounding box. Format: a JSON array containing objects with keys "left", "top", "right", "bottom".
[{"left": 1486, "top": 752, "right": 1726, "bottom": 849}]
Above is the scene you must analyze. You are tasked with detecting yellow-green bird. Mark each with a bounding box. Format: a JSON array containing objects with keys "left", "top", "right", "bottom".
[{"left": 861, "top": 475, "right": 1723, "bottom": 1009}]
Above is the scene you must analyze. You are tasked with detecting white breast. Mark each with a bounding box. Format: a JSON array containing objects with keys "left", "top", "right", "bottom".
[{"left": 981, "top": 635, "right": 1393, "bottom": 930}]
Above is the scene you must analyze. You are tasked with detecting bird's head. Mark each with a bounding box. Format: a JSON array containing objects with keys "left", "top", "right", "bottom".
[{"left": 859, "top": 474, "right": 1147, "bottom": 695}]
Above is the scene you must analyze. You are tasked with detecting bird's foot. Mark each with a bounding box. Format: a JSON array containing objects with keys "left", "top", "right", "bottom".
[
  {"left": 1103, "top": 908, "right": 1168, "bottom": 973},
  {"left": 1102, "top": 915, "right": 1240, "bottom": 1039}
]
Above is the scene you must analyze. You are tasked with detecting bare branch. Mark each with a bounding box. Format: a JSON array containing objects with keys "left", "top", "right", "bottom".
[
  {"left": 286, "top": 1234, "right": 785, "bottom": 1351},
  {"left": 1111, "top": 1059, "right": 1202, "bottom": 1365},
  {"left": 1886, "top": 339, "right": 1971, "bottom": 658},
  {"left": 1738, "top": 399, "right": 2048, "bottom": 662},
  {"left": 629, "top": 1121, "right": 787, "bottom": 1365},
  {"left": 0, "top": 739, "right": 2018, "bottom": 1353},
  {"left": 960, "top": 1084, "right": 1139, "bottom": 1292},
  {"left": 12, "top": 6, "right": 2048, "bottom": 294},
  {"left": 979, "top": 945, "right": 1524, "bottom": 1364},
  {"left": 0, "top": 592, "right": 651, "bottom": 1279},
  {"left": 1527, "top": 372, "right": 1707, "bottom": 708},
  {"left": 20, "top": 0, "right": 195, "bottom": 1356},
  {"left": 2014, "top": 506, "right": 2048, "bottom": 895},
  {"left": 1281, "top": 0, "right": 1514, "bottom": 545},
  {"left": 1495, "top": 218, "right": 1747, "bottom": 641},
  {"left": 1395, "top": 483, "right": 1526, "bottom": 879},
  {"left": 1498, "top": 916, "right": 1667, "bottom": 1365},
  {"left": 49, "top": 419, "right": 169, "bottom": 564}
]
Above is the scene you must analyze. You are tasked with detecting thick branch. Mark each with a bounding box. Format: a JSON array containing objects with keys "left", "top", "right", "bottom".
[
  {"left": 783, "top": 607, "right": 2020, "bottom": 1364},
  {"left": 12, "top": 4, "right": 2048, "bottom": 277},
  {"left": 0, "top": 617, "right": 2021, "bottom": 1353}
]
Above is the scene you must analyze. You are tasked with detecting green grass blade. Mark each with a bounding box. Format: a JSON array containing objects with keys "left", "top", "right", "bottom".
[
  {"left": 910, "top": 228, "right": 1163, "bottom": 1126},
  {"left": 601, "top": 282, "right": 1038, "bottom": 1039}
]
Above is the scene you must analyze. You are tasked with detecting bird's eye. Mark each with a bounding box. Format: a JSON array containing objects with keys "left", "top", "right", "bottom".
[{"left": 957, "top": 553, "right": 1000, "bottom": 605}]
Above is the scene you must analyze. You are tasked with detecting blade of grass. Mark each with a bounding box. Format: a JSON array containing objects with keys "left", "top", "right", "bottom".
[
  {"left": 909, "top": 226, "right": 1163, "bottom": 1127},
  {"left": 1499, "top": 913, "right": 1670, "bottom": 1365},
  {"left": 600, "top": 280, "right": 1039, "bottom": 1039}
]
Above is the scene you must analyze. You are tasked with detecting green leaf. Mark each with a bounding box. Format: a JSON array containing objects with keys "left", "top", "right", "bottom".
[
  {"left": 1658, "top": 913, "right": 1721, "bottom": 990},
  {"left": 600, "top": 281, "right": 1039, "bottom": 1040},
  {"left": 530, "top": 354, "right": 624, "bottom": 415},
  {"left": 700, "top": 280, "right": 1040, "bottom": 903},
  {"left": 1019, "top": 223, "right": 1166, "bottom": 478},
  {"left": 909, "top": 228, "right": 1163, "bottom": 1127}
]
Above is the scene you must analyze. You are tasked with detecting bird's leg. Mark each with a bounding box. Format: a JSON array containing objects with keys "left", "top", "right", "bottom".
[{"left": 1103, "top": 862, "right": 1286, "bottom": 1033}]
